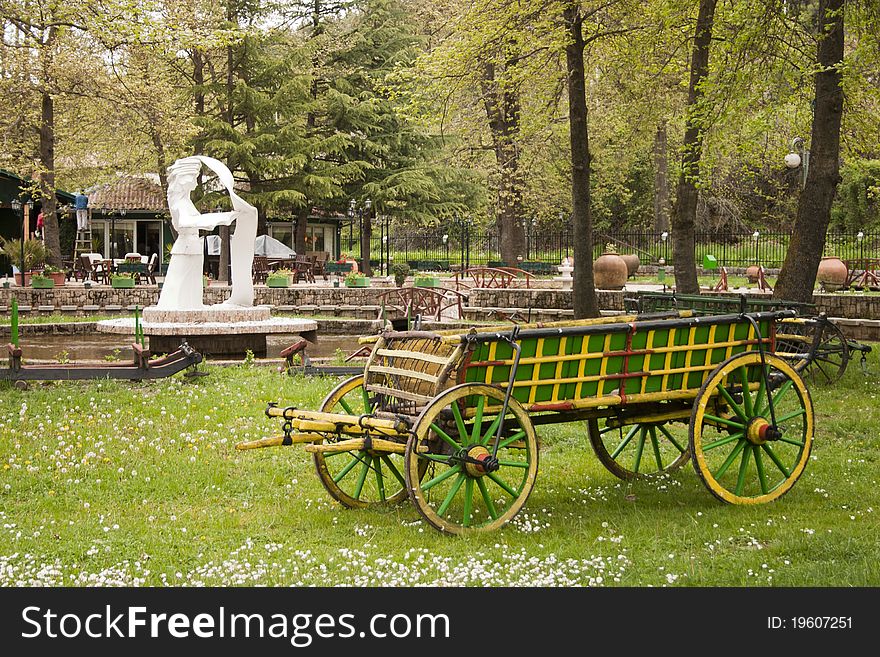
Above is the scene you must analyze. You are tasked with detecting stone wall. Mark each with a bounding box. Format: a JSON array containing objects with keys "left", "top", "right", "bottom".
[
  {"left": 0, "top": 284, "right": 398, "bottom": 314},
  {"left": 4, "top": 284, "right": 880, "bottom": 324},
  {"left": 467, "top": 288, "right": 626, "bottom": 312}
]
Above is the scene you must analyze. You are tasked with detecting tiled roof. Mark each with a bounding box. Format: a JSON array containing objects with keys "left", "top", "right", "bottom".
[{"left": 88, "top": 177, "right": 166, "bottom": 212}]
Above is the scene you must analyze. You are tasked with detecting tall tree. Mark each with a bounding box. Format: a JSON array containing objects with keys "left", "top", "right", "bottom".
[
  {"left": 774, "top": 0, "right": 845, "bottom": 302},
  {"left": 0, "top": 3, "right": 89, "bottom": 267},
  {"left": 671, "top": 0, "right": 718, "bottom": 294},
  {"left": 653, "top": 122, "right": 670, "bottom": 233},
  {"left": 563, "top": 1, "right": 599, "bottom": 318}
]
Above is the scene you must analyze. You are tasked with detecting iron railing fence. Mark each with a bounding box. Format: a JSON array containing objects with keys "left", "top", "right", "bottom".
[{"left": 338, "top": 221, "right": 879, "bottom": 273}]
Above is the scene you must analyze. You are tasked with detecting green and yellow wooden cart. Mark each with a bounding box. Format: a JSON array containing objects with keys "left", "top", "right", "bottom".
[{"left": 238, "top": 310, "right": 814, "bottom": 534}]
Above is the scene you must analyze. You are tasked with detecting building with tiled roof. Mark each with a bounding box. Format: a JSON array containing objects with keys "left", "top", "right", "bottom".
[
  {"left": 88, "top": 176, "right": 167, "bottom": 212},
  {"left": 84, "top": 176, "right": 167, "bottom": 260}
]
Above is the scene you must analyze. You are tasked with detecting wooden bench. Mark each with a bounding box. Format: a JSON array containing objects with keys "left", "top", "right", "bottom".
[
  {"left": 453, "top": 266, "right": 534, "bottom": 291},
  {"left": 378, "top": 287, "right": 466, "bottom": 321}
]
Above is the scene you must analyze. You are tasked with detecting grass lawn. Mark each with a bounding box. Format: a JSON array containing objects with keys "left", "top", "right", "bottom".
[{"left": 1, "top": 360, "right": 878, "bottom": 587}]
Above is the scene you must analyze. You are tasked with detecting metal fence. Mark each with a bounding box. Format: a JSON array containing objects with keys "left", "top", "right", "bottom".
[{"left": 340, "top": 221, "right": 880, "bottom": 273}]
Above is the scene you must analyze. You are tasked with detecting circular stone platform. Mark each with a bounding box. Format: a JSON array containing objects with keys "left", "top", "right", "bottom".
[
  {"left": 142, "top": 305, "right": 271, "bottom": 324},
  {"left": 98, "top": 311, "right": 318, "bottom": 357}
]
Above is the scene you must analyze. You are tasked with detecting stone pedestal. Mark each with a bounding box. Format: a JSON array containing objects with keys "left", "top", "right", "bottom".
[
  {"left": 97, "top": 306, "right": 317, "bottom": 357},
  {"left": 555, "top": 265, "right": 574, "bottom": 291}
]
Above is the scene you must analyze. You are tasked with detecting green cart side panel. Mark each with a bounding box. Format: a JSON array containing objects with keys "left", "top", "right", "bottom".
[
  {"left": 561, "top": 335, "right": 584, "bottom": 399},
  {"left": 460, "top": 315, "right": 775, "bottom": 406}
]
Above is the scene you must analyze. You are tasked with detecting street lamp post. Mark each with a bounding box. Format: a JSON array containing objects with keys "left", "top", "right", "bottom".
[
  {"left": 785, "top": 137, "right": 810, "bottom": 189},
  {"left": 857, "top": 231, "right": 865, "bottom": 282},
  {"left": 11, "top": 199, "right": 24, "bottom": 285},
  {"left": 660, "top": 231, "right": 668, "bottom": 265},
  {"left": 349, "top": 198, "right": 372, "bottom": 275},
  {"left": 753, "top": 230, "right": 760, "bottom": 266}
]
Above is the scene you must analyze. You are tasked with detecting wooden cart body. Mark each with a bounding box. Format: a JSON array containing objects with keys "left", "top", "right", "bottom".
[{"left": 242, "top": 309, "right": 814, "bottom": 533}]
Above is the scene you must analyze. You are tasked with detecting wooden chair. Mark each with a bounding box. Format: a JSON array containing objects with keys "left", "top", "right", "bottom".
[
  {"left": 293, "top": 256, "right": 315, "bottom": 284},
  {"left": 144, "top": 253, "right": 159, "bottom": 285},
  {"left": 307, "top": 251, "right": 330, "bottom": 280},
  {"left": 90, "top": 258, "right": 110, "bottom": 285},
  {"left": 252, "top": 256, "right": 270, "bottom": 284},
  {"left": 72, "top": 255, "right": 90, "bottom": 282}
]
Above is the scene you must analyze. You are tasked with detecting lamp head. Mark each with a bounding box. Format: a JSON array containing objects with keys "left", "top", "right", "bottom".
[
  {"left": 858, "top": 231, "right": 864, "bottom": 241},
  {"left": 784, "top": 152, "right": 801, "bottom": 169},
  {"left": 11, "top": 199, "right": 21, "bottom": 212},
  {"left": 661, "top": 231, "right": 668, "bottom": 241},
  {"left": 753, "top": 230, "right": 760, "bottom": 240}
]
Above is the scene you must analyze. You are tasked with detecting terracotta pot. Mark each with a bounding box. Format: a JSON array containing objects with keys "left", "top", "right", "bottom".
[
  {"left": 745, "top": 265, "right": 760, "bottom": 284},
  {"left": 620, "top": 254, "right": 640, "bottom": 278},
  {"left": 593, "top": 246, "right": 628, "bottom": 290},
  {"left": 817, "top": 256, "right": 847, "bottom": 291},
  {"left": 13, "top": 271, "right": 32, "bottom": 286},
  {"left": 47, "top": 272, "right": 66, "bottom": 286}
]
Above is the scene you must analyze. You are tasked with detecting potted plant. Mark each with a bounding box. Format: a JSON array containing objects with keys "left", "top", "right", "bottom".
[
  {"left": 392, "top": 262, "right": 411, "bottom": 287},
  {"left": 42, "top": 264, "right": 67, "bottom": 286},
  {"left": 414, "top": 273, "right": 440, "bottom": 288},
  {"left": 327, "top": 253, "right": 355, "bottom": 276},
  {"left": 111, "top": 272, "right": 136, "bottom": 288},
  {"left": 0, "top": 237, "right": 49, "bottom": 286},
  {"left": 344, "top": 271, "right": 370, "bottom": 288},
  {"left": 267, "top": 269, "right": 292, "bottom": 288},
  {"left": 30, "top": 273, "right": 55, "bottom": 289}
]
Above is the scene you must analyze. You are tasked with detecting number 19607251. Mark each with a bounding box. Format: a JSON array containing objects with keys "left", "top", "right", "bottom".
[{"left": 768, "top": 616, "right": 852, "bottom": 629}]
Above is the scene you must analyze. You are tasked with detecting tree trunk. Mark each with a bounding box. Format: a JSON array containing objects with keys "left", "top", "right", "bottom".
[
  {"left": 653, "top": 122, "right": 670, "bottom": 233},
  {"left": 295, "top": 208, "right": 309, "bottom": 254},
  {"left": 564, "top": 3, "right": 599, "bottom": 319},
  {"left": 773, "top": 0, "right": 844, "bottom": 303},
  {"left": 672, "top": 0, "right": 718, "bottom": 294},
  {"left": 481, "top": 62, "right": 525, "bottom": 266},
  {"left": 39, "top": 90, "right": 62, "bottom": 268},
  {"left": 218, "top": 224, "right": 230, "bottom": 283}
]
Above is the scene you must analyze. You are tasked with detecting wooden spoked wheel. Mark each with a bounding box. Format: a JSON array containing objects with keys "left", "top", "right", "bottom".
[
  {"left": 313, "top": 376, "right": 425, "bottom": 508},
  {"left": 588, "top": 418, "right": 690, "bottom": 480},
  {"left": 802, "top": 320, "right": 849, "bottom": 385},
  {"left": 690, "top": 352, "right": 814, "bottom": 505},
  {"left": 405, "top": 383, "right": 539, "bottom": 534},
  {"left": 776, "top": 318, "right": 849, "bottom": 384}
]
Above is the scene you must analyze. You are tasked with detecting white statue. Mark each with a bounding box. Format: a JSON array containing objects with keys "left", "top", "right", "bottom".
[{"left": 156, "top": 156, "right": 257, "bottom": 310}]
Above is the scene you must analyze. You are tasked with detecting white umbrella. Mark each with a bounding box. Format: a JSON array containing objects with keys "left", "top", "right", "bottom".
[
  {"left": 203, "top": 234, "right": 296, "bottom": 258},
  {"left": 255, "top": 234, "right": 296, "bottom": 258}
]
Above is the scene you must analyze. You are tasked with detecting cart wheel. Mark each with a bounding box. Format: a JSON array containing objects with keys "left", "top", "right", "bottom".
[
  {"left": 405, "top": 383, "right": 538, "bottom": 534},
  {"left": 588, "top": 419, "right": 690, "bottom": 480},
  {"left": 776, "top": 318, "right": 849, "bottom": 384},
  {"left": 803, "top": 320, "right": 849, "bottom": 384},
  {"left": 313, "top": 376, "right": 425, "bottom": 508},
  {"left": 690, "top": 352, "right": 813, "bottom": 504}
]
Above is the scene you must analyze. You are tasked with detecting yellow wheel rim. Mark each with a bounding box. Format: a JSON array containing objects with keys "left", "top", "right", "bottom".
[
  {"left": 690, "top": 352, "right": 813, "bottom": 505},
  {"left": 405, "top": 383, "right": 538, "bottom": 534},
  {"left": 313, "top": 375, "right": 420, "bottom": 508}
]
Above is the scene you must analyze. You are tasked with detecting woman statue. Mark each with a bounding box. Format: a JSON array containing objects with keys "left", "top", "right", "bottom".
[{"left": 156, "top": 156, "right": 257, "bottom": 310}]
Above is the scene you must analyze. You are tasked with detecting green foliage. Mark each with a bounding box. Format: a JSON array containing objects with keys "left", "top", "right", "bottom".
[
  {"left": 0, "top": 239, "right": 48, "bottom": 271},
  {"left": 831, "top": 160, "right": 880, "bottom": 230},
  {"left": 391, "top": 262, "right": 411, "bottom": 286}
]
